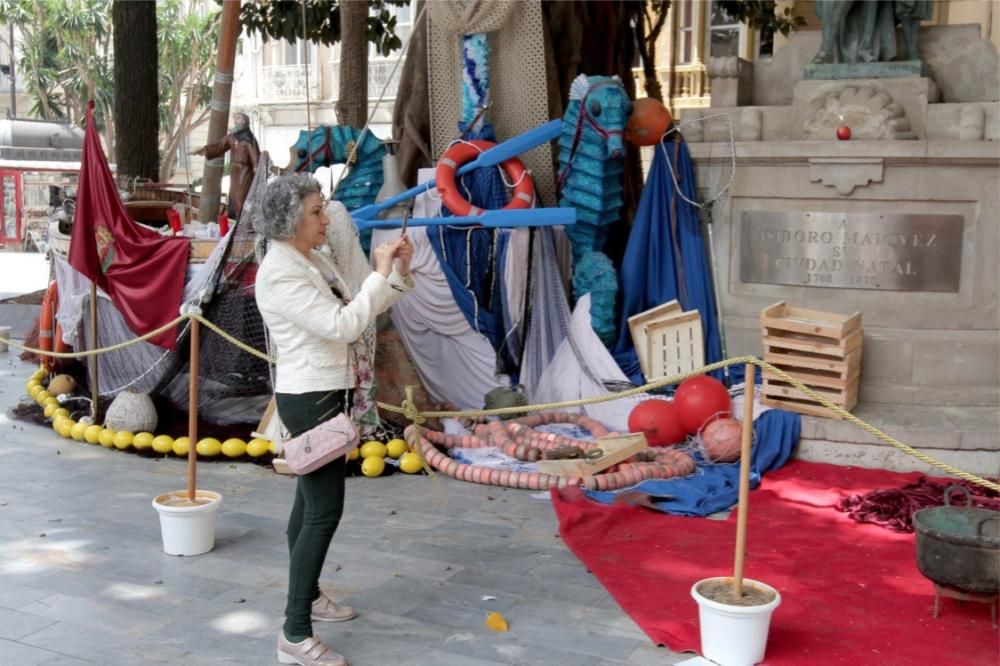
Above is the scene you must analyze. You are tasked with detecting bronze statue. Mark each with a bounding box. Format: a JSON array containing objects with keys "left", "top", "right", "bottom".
[
  {"left": 813, "top": 0, "right": 932, "bottom": 65},
  {"left": 192, "top": 112, "right": 261, "bottom": 219}
]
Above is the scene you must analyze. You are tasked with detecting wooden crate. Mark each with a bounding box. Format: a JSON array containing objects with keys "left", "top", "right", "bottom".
[
  {"left": 645, "top": 310, "right": 704, "bottom": 380},
  {"left": 760, "top": 301, "right": 863, "bottom": 419},
  {"left": 189, "top": 239, "right": 218, "bottom": 264},
  {"left": 628, "top": 300, "right": 682, "bottom": 376},
  {"left": 628, "top": 300, "right": 705, "bottom": 381}
]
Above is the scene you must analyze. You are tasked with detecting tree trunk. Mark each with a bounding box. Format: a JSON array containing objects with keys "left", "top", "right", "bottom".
[
  {"left": 336, "top": 0, "right": 369, "bottom": 128},
  {"left": 112, "top": 0, "right": 159, "bottom": 181}
]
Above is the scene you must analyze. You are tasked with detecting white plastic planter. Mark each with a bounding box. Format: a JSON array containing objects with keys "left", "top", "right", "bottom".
[
  {"left": 691, "top": 577, "right": 781, "bottom": 666},
  {"left": 152, "top": 490, "right": 222, "bottom": 556}
]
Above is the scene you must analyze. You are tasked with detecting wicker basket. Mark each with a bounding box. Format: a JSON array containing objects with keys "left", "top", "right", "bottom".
[{"left": 760, "top": 301, "right": 863, "bottom": 419}]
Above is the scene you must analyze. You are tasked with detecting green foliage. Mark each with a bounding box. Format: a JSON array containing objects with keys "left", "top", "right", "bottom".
[
  {"left": 238, "top": 0, "right": 406, "bottom": 57},
  {"left": 0, "top": 0, "right": 217, "bottom": 176},
  {"left": 717, "top": 0, "right": 806, "bottom": 36}
]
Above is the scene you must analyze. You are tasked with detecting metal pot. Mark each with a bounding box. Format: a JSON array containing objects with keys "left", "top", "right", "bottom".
[{"left": 912, "top": 485, "right": 1000, "bottom": 595}]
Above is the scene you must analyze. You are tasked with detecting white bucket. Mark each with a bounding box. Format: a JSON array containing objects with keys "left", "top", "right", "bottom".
[
  {"left": 152, "top": 490, "right": 222, "bottom": 556},
  {"left": 0, "top": 326, "right": 11, "bottom": 353},
  {"left": 691, "top": 577, "right": 782, "bottom": 666}
]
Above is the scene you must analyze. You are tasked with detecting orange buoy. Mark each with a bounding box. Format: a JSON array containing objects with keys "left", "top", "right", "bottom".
[
  {"left": 435, "top": 140, "right": 535, "bottom": 216},
  {"left": 624, "top": 98, "right": 673, "bottom": 146}
]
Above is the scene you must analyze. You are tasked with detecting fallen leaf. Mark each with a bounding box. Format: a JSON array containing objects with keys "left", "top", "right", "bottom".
[{"left": 485, "top": 611, "right": 509, "bottom": 632}]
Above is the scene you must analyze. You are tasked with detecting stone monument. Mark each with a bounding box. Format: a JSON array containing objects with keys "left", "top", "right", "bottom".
[{"left": 679, "top": 23, "right": 999, "bottom": 474}]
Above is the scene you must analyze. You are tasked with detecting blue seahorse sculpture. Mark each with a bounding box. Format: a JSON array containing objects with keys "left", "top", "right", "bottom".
[
  {"left": 557, "top": 74, "right": 631, "bottom": 264},
  {"left": 289, "top": 125, "right": 385, "bottom": 211}
]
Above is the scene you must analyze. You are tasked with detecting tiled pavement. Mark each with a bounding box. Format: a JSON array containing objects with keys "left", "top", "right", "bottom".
[{"left": 0, "top": 354, "right": 689, "bottom": 666}]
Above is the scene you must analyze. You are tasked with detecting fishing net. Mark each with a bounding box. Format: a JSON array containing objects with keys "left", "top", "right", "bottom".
[{"left": 52, "top": 155, "right": 276, "bottom": 433}]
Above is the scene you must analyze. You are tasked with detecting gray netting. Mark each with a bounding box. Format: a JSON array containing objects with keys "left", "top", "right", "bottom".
[{"left": 55, "top": 155, "right": 276, "bottom": 429}]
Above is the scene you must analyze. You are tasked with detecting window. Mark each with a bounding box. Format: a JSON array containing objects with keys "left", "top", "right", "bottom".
[
  {"left": 707, "top": 1, "right": 743, "bottom": 58},
  {"left": 279, "top": 39, "right": 317, "bottom": 66},
  {"left": 676, "top": 0, "right": 694, "bottom": 64}
]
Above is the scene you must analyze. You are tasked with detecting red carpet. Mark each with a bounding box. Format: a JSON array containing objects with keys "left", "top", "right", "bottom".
[{"left": 552, "top": 461, "right": 998, "bottom": 664}]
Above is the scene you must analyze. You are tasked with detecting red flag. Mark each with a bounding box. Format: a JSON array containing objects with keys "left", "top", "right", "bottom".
[{"left": 68, "top": 101, "right": 190, "bottom": 350}]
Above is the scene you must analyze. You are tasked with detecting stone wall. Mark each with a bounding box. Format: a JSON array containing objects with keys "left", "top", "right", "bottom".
[{"left": 688, "top": 141, "right": 999, "bottom": 409}]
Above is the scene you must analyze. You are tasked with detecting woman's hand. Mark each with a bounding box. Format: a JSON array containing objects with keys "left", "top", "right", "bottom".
[
  {"left": 394, "top": 235, "right": 413, "bottom": 277},
  {"left": 372, "top": 238, "right": 400, "bottom": 277}
]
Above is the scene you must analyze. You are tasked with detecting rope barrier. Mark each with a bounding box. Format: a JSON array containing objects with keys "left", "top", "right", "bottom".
[{"left": 4, "top": 318, "right": 996, "bottom": 492}]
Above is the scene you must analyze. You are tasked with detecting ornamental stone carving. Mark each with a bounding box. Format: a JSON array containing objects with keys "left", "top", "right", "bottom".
[{"left": 804, "top": 85, "right": 917, "bottom": 140}]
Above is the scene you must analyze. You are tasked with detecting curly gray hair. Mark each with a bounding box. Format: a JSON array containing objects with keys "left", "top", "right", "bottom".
[{"left": 252, "top": 174, "right": 323, "bottom": 241}]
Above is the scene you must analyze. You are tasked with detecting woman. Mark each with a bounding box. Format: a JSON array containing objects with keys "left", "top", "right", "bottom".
[{"left": 254, "top": 175, "right": 413, "bottom": 666}]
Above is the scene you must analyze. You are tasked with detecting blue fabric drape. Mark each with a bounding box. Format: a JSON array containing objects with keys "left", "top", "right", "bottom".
[
  {"left": 584, "top": 409, "right": 801, "bottom": 516},
  {"left": 612, "top": 138, "right": 724, "bottom": 383}
]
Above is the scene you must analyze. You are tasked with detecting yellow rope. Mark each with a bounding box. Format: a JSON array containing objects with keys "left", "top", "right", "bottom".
[{"left": 5, "top": 317, "right": 996, "bottom": 491}]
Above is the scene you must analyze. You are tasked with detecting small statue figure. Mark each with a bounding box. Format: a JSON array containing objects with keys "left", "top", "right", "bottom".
[
  {"left": 191, "top": 112, "right": 261, "bottom": 219},
  {"left": 813, "top": 0, "right": 932, "bottom": 66}
]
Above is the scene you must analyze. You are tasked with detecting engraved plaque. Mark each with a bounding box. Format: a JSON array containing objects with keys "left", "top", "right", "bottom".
[{"left": 740, "top": 211, "right": 963, "bottom": 291}]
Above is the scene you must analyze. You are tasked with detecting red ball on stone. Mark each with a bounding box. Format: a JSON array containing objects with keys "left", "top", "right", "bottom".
[
  {"left": 627, "top": 399, "right": 688, "bottom": 446},
  {"left": 702, "top": 417, "right": 744, "bottom": 463},
  {"left": 673, "top": 375, "right": 731, "bottom": 434},
  {"left": 837, "top": 125, "right": 852, "bottom": 141}
]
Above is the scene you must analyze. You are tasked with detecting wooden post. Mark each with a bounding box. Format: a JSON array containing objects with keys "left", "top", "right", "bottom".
[
  {"left": 196, "top": 0, "right": 241, "bottom": 223},
  {"left": 89, "top": 283, "right": 98, "bottom": 421},
  {"left": 187, "top": 317, "right": 200, "bottom": 502},
  {"left": 733, "top": 363, "right": 756, "bottom": 599}
]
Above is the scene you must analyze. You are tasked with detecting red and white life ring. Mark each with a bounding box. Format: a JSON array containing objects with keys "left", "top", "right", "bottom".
[
  {"left": 39, "top": 280, "right": 70, "bottom": 371},
  {"left": 435, "top": 140, "right": 535, "bottom": 216}
]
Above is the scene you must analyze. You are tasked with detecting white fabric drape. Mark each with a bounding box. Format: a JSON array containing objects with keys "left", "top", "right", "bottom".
[{"left": 372, "top": 225, "right": 504, "bottom": 410}]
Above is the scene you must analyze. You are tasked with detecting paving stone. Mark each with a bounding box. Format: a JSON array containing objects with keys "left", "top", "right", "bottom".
[
  {"left": 0, "top": 605, "right": 57, "bottom": 641},
  {"left": 0, "top": 636, "right": 71, "bottom": 665}
]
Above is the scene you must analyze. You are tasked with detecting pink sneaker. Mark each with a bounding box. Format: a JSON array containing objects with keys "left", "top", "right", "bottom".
[
  {"left": 311, "top": 593, "right": 357, "bottom": 623},
  {"left": 277, "top": 634, "right": 347, "bottom": 666}
]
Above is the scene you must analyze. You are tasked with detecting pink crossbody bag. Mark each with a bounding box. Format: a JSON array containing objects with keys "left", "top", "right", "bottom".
[{"left": 283, "top": 413, "right": 360, "bottom": 475}]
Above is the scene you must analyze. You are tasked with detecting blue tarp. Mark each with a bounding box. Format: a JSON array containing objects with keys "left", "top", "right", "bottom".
[
  {"left": 612, "top": 138, "right": 724, "bottom": 383},
  {"left": 584, "top": 409, "right": 801, "bottom": 516}
]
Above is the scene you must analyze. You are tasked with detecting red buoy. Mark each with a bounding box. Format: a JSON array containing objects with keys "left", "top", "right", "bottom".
[
  {"left": 674, "top": 376, "right": 731, "bottom": 434},
  {"left": 628, "top": 399, "right": 688, "bottom": 446}
]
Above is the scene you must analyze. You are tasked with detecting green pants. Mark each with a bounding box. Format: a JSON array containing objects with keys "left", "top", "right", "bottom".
[{"left": 276, "top": 389, "right": 353, "bottom": 642}]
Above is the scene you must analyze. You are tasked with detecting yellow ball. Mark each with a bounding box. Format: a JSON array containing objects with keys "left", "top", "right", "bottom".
[
  {"left": 58, "top": 420, "right": 75, "bottom": 438},
  {"left": 360, "top": 440, "right": 387, "bottom": 459},
  {"left": 132, "top": 432, "right": 154, "bottom": 450},
  {"left": 347, "top": 447, "right": 360, "bottom": 461},
  {"left": 386, "top": 438, "right": 408, "bottom": 459},
  {"left": 113, "top": 431, "right": 134, "bottom": 450},
  {"left": 172, "top": 437, "right": 190, "bottom": 457},
  {"left": 196, "top": 437, "right": 223, "bottom": 457},
  {"left": 53, "top": 407, "right": 69, "bottom": 419},
  {"left": 35, "top": 390, "right": 51, "bottom": 404},
  {"left": 26, "top": 379, "right": 40, "bottom": 392},
  {"left": 83, "top": 424, "right": 103, "bottom": 444},
  {"left": 399, "top": 452, "right": 424, "bottom": 474},
  {"left": 361, "top": 456, "right": 385, "bottom": 477},
  {"left": 43, "top": 402, "right": 59, "bottom": 418},
  {"left": 221, "top": 438, "right": 247, "bottom": 458},
  {"left": 70, "top": 421, "right": 88, "bottom": 441},
  {"left": 52, "top": 416, "right": 66, "bottom": 433},
  {"left": 98, "top": 429, "right": 116, "bottom": 448},
  {"left": 42, "top": 397, "right": 59, "bottom": 410},
  {"left": 28, "top": 384, "right": 43, "bottom": 399},
  {"left": 246, "top": 438, "right": 271, "bottom": 457},
  {"left": 151, "top": 434, "right": 174, "bottom": 454}
]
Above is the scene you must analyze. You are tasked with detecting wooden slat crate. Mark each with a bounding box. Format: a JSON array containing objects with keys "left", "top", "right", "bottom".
[
  {"left": 759, "top": 301, "right": 863, "bottom": 419},
  {"left": 645, "top": 310, "right": 705, "bottom": 380},
  {"left": 628, "top": 300, "right": 706, "bottom": 381}
]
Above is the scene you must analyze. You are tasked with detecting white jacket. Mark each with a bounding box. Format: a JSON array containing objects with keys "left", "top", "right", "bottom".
[{"left": 256, "top": 240, "right": 412, "bottom": 394}]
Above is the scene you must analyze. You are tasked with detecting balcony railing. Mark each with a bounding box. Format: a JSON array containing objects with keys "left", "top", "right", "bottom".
[
  {"left": 260, "top": 64, "right": 320, "bottom": 101},
  {"left": 328, "top": 59, "right": 402, "bottom": 103}
]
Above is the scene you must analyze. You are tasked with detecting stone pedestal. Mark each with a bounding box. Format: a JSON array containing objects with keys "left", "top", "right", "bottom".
[
  {"left": 803, "top": 60, "right": 931, "bottom": 80},
  {"left": 792, "top": 77, "right": 940, "bottom": 140},
  {"left": 707, "top": 57, "right": 754, "bottom": 108}
]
